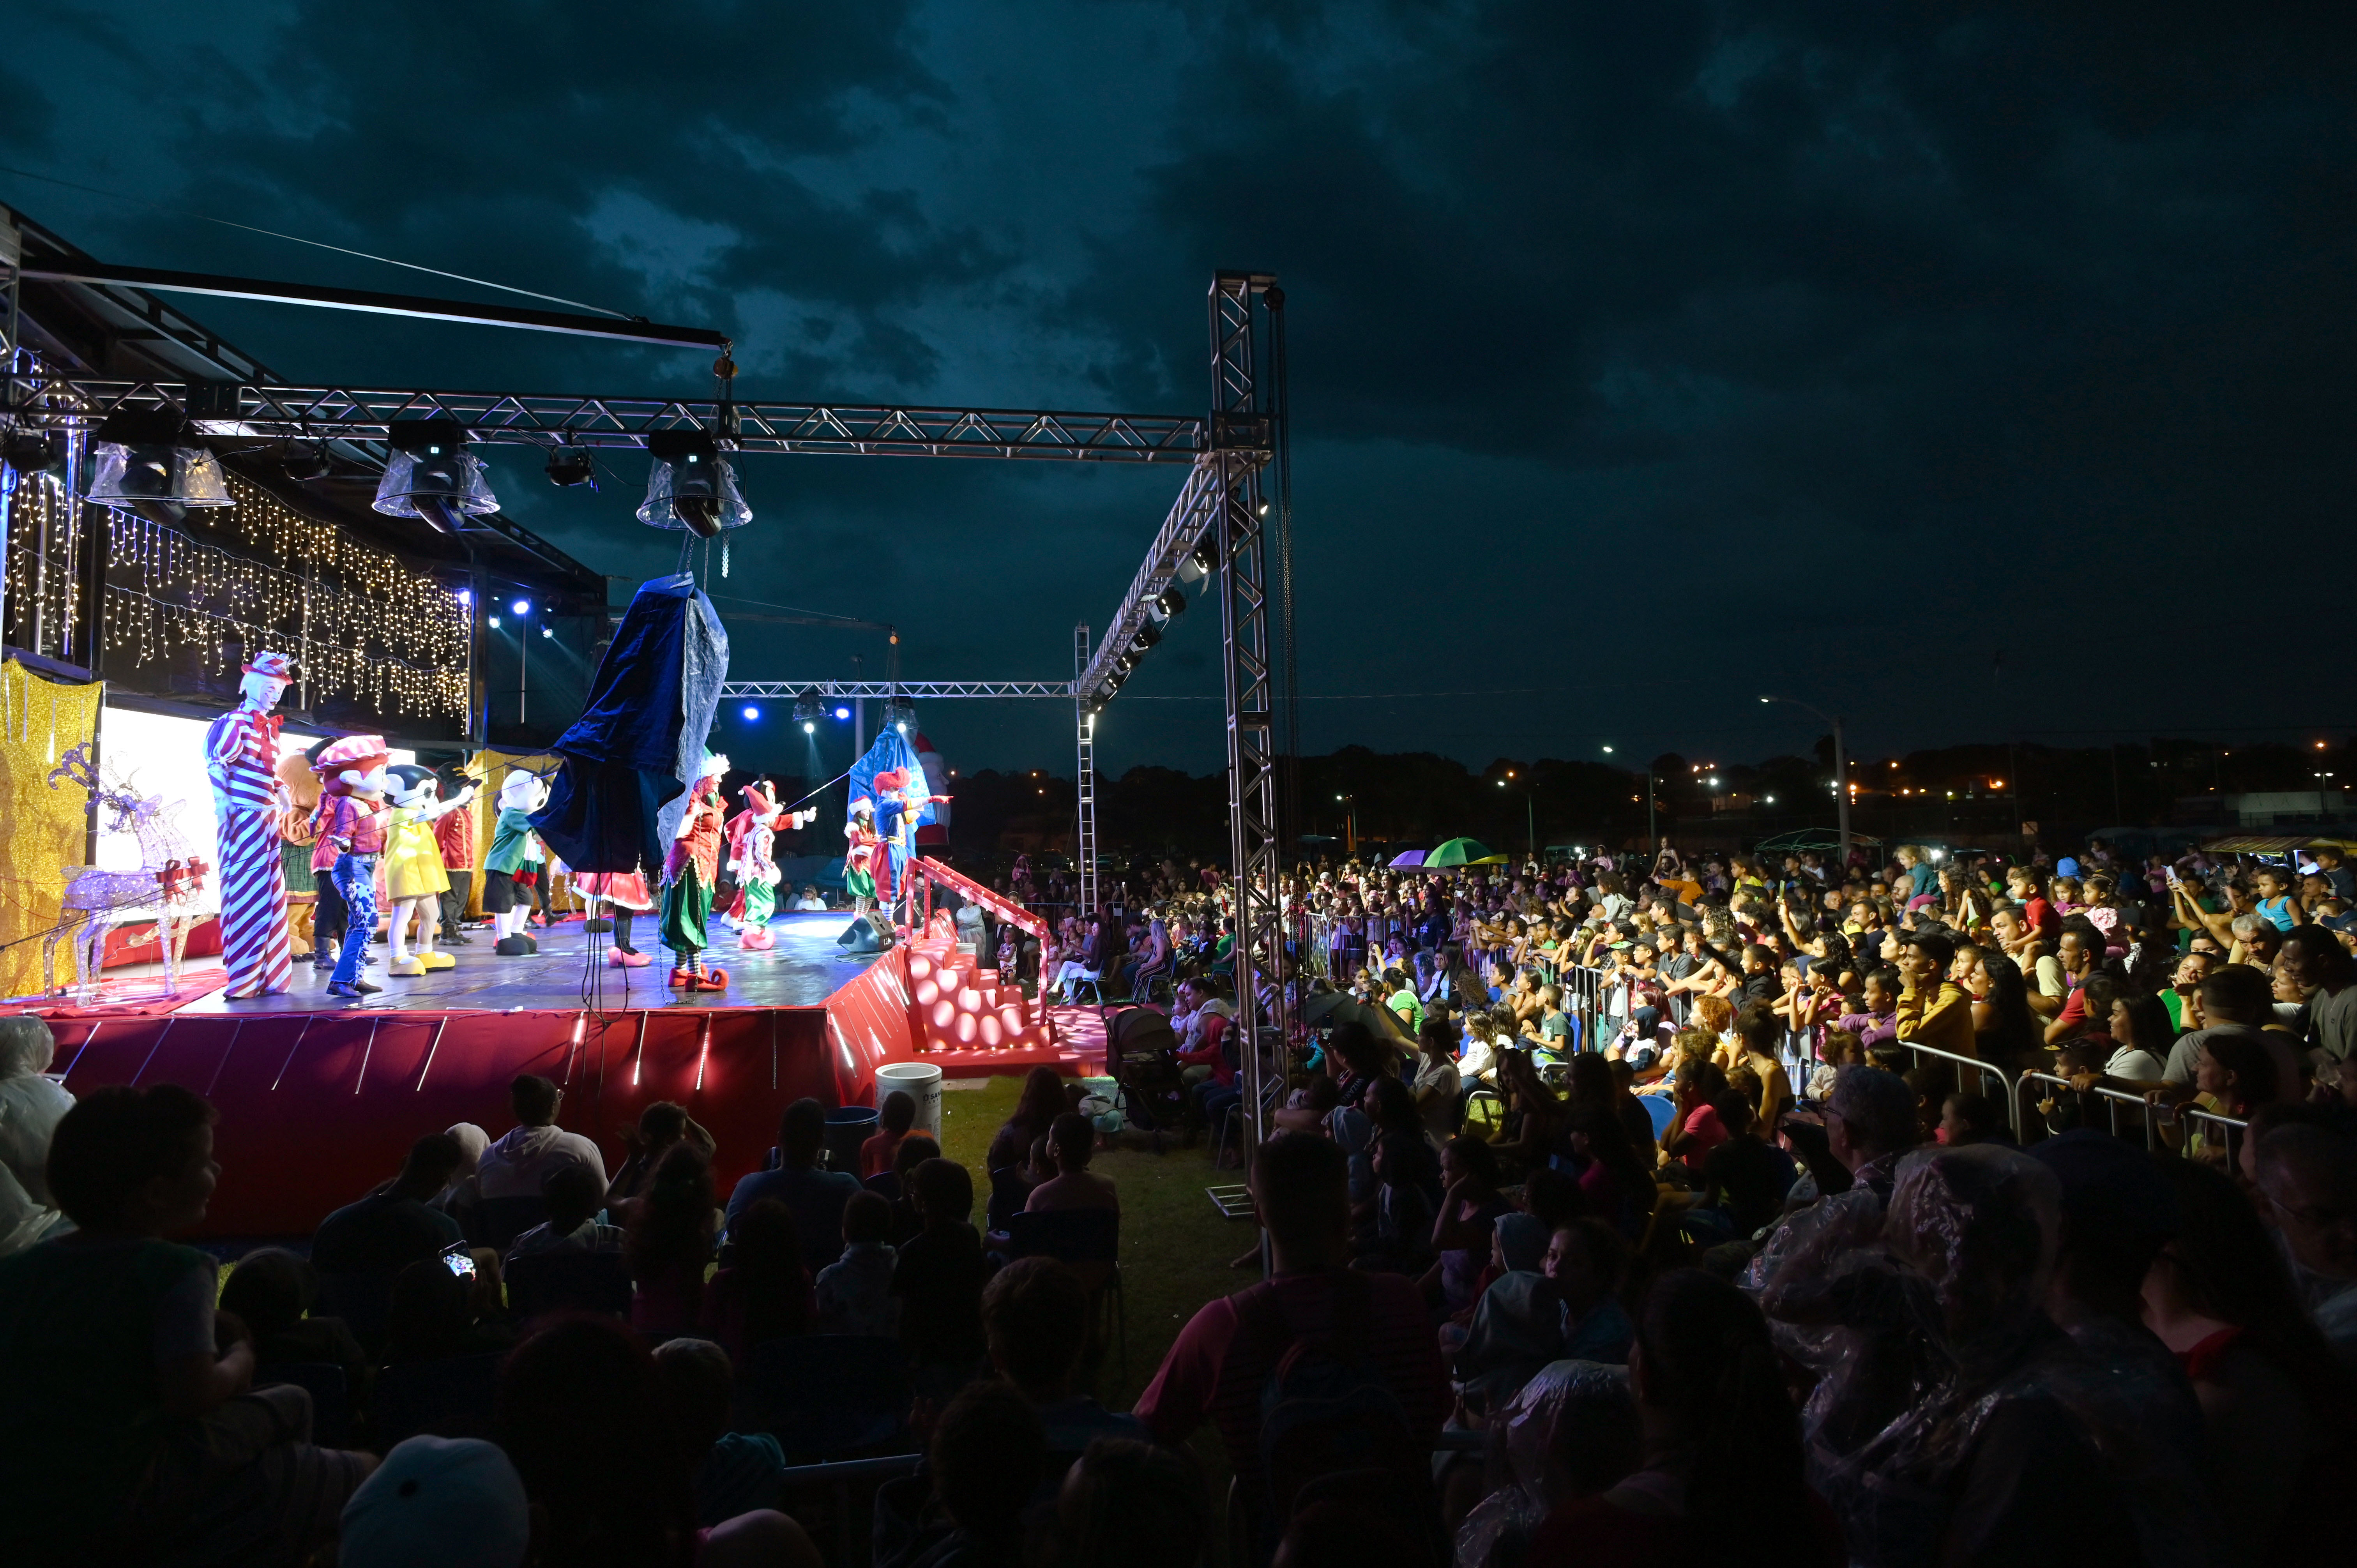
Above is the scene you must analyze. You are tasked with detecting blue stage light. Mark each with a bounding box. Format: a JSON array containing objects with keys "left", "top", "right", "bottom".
[
  {"left": 487, "top": 615, "right": 501, "bottom": 629},
  {"left": 539, "top": 625, "right": 553, "bottom": 639},
  {"left": 834, "top": 706, "right": 850, "bottom": 720},
  {"left": 742, "top": 705, "right": 761, "bottom": 721},
  {"left": 509, "top": 597, "right": 531, "bottom": 616}
]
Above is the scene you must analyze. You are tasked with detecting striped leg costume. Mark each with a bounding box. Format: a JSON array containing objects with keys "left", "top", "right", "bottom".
[{"left": 217, "top": 806, "right": 295, "bottom": 998}]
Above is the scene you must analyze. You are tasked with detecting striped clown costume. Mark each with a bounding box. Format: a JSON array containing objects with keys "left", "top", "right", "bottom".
[{"left": 203, "top": 650, "right": 298, "bottom": 998}]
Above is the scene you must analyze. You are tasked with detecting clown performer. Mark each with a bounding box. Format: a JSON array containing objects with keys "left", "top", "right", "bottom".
[
  {"left": 844, "top": 796, "right": 882, "bottom": 921},
  {"left": 311, "top": 735, "right": 391, "bottom": 1000},
  {"left": 661, "top": 751, "right": 730, "bottom": 991},
  {"left": 202, "top": 650, "right": 299, "bottom": 998},
  {"left": 724, "top": 779, "right": 784, "bottom": 951},
  {"left": 484, "top": 768, "right": 549, "bottom": 956},
  {"left": 380, "top": 765, "right": 474, "bottom": 976},
  {"left": 575, "top": 863, "right": 656, "bottom": 969}
]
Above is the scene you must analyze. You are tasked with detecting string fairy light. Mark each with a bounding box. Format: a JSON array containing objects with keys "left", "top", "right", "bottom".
[{"left": 6, "top": 466, "right": 472, "bottom": 719}]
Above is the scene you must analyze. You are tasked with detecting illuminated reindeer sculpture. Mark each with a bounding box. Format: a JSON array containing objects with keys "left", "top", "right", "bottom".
[{"left": 42, "top": 743, "right": 212, "bottom": 998}]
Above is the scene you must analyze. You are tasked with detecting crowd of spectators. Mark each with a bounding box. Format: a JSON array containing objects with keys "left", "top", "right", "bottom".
[{"left": 6, "top": 825, "right": 2357, "bottom": 1566}]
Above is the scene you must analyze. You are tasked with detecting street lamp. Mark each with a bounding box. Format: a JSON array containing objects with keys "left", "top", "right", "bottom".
[
  {"left": 1495, "top": 775, "right": 1535, "bottom": 860},
  {"left": 1603, "top": 747, "right": 1656, "bottom": 852},
  {"left": 1335, "top": 793, "right": 1359, "bottom": 855},
  {"left": 1761, "top": 695, "right": 1850, "bottom": 870}
]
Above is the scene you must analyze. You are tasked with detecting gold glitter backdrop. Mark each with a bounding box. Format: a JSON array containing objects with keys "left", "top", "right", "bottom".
[{"left": 0, "top": 660, "right": 104, "bottom": 1001}]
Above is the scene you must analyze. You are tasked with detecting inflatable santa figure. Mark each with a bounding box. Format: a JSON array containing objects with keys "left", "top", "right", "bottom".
[{"left": 203, "top": 650, "right": 298, "bottom": 998}]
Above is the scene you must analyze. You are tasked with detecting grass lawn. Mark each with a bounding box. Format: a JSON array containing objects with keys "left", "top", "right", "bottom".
[{"left": 933, "top": 1075, "right": 1259, "bottom": 1410}]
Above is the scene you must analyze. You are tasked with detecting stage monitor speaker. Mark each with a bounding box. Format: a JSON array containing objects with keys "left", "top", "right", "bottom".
[{"left": 837, "top": 920, "right": 890, "bottom": 954}]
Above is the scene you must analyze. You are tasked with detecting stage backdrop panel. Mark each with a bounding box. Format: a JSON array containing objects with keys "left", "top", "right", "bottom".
[{"left": 0, "top": 662, "right": 102, "bottom": 1001}]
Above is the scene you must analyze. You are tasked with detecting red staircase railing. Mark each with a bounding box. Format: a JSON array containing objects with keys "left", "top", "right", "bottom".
[{"left": 913, "top": 856, "right": 1048, "bottom": 939}]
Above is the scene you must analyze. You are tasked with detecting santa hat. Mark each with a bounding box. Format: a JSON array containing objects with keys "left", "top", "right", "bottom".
[{"left": 847, "top": 796, "right": 874, "bottom": 815}]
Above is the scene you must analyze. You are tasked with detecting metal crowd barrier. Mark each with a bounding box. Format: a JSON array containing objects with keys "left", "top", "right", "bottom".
[
  {"left": 2182, "top": 1104, "right": 2251, "bottom": 1166},
  {"left": 2016, "top": 1070, "right": 2163, "bottom": 1148},
  {"left": 1896, "top": 1041, "right": 2021, "bottom": 1137}
]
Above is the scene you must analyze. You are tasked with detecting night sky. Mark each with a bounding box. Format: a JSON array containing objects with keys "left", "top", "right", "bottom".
[{"left": 6, "top": 3, "right": 2352, "bottom": 782}]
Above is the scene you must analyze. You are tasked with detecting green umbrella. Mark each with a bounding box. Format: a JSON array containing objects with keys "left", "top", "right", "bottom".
[{"left": 1423, "top": 837, "right": 1507, "bottom": 868}]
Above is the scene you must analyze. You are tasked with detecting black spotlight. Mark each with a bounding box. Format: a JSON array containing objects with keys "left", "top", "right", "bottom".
[
  {"left": 642, "top": 430, "right": 749, "bottom": 539},
  {"left": 281, "top": 445, "right": 332, "bottom": 484},
  {"left": 2, "top": 429, "right": 58, "bottom": 475},
  {"left": 1130, "top": 622, "right": 1161, "bottom": 653},
  {"left": 791, "top": 685, "right": 824, "bottom": 733},
  {"left": 1115, "top": 652, "right": 1136, "bottom": 675},
  {"left": 544, "top": 447, "right": 595, "bottom": 487},
  {"left": 1153, "top": 586, "right": 1186, "bottom": 620},
  {"left": 377, "top": 418, "right": 496, "bottom": 533}
]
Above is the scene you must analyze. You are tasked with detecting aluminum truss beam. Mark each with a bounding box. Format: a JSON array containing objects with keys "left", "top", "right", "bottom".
[
  {"left": 1, "top": 372, "right": 1207, "bottom": 464},
  {"left": 1206, "top": 272, "right": 1286, "bottom": 1155},
  {"left": 719, "top": 680, "right": 1071, "bottom": 700},
  {"left": 1074, "top": 625, "right": 1099, "bottom": 916}
]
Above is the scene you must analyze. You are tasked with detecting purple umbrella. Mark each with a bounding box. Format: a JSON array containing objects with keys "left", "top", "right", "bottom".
[{"left": 1388, "top": 850, "right": 1427, "bottom": 869}]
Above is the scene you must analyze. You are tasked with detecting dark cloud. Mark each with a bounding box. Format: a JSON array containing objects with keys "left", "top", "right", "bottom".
[{"left": 5, "top": 1, "right": 2352, "bottom": 782}]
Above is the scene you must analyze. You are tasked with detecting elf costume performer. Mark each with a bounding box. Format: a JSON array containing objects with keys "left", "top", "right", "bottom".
[
  {"left": 662, "top": 751, "right": 730, "bottom": 990},
  {"left": 203, "top": 650, "right": 298, "bottom": 998},
  {"left": 484, "top": 768, "right": 549, "bottom": 956},
  {"left": 381, "top": 764, "right": 474, "bottom": 976},
  {"left": 843, "top": 798, "right": 881, "bottom": 918},
  {"left": 725, "top": 779, "right": 783, "bottom": 950},
  {"left": 312, "top": 735, "right": 391, "bottom": 1000}
]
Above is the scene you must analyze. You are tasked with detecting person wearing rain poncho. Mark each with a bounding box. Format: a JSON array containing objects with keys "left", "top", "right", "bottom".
[
  {"left": 1747, "top": 1141, "right": 2222, "bottom": 1568},
  {"left": 0, "top": 1018, "right": 73, "bottom": 1255}
]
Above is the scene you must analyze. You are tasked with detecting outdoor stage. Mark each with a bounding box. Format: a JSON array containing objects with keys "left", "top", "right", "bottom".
[{"left": 17, "top": 909, "right": 1102, "bottom": 1238}]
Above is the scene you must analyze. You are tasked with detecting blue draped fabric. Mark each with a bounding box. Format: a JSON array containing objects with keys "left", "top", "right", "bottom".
[{"left": 531, "top": 574, "right": 729, "bottom": 874}]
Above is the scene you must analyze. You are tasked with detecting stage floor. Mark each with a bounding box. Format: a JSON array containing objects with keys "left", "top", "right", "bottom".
[{"left": 172, "top": 910, "right": 885, "bottom": 1016}]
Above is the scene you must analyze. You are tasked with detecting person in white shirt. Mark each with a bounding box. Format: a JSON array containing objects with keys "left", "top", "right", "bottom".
[
  {"left": 813, "top": 1190, "right": 899, "bottom": 1337},
  {"left": 470, "top": 1074, "right": 608, "bottom": 1202},
  {"left": 503, "top": 1163, "right": 625, "bottom": 1263}
]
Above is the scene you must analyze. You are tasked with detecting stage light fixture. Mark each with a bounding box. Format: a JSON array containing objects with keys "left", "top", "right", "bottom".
[
  {"left": 2, "top": 429, "right": 57, "bottom": 473},
  {"left": 1152, "top": 586, "right": 1186, "bottom": 620},
  {"left": 834, "top": 706, "right": 851, "bottom": 721},
  {"left": 791, "top": 687, "right": 825, "bottom": 727},
  {"left": 544, "top": 446, "right": 595, "bottom": 487},
  {"left": 1115, "top": 652, "right": 1136, "bottom": 674},
  {"left": 84, "top": 407, "right": 232, "bottom": 515},
  {"left": 742, "top": 705, "right": 762, "bottom": 722},
  {"left": 488, "top": 615, "right": 502, "bottom": 629},
  {"left": 374, "top": 418, "right": 497, "bottom": 532},
  {"left": 511, "top": 598, "right": 532, "bottom": 616},
  {"left": 1130, "top": 622, "right": 1161, "bottom": 653},
  {"left": 1174, "top": 535, "right": 1220, "bottom": 585},
  {"left": 455, "top": 589, "right": 473, "bottom": 606},
  {"left": 639, "top": 429, "right": 750, "bottom": 539},
  {"left": 885, "top": 697, "right": 916, "bottom": 736},
  {"left": 281, "top": 445, "right": 332, "bottom": 484},
  {"left": 540, "top": 625, "right": 554, "bottom": 639}
]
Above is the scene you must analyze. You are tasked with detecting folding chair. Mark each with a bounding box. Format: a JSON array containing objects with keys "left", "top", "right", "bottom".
[{"left": 1004, "top": 1208, "right": 1127, "bottom": 1397}]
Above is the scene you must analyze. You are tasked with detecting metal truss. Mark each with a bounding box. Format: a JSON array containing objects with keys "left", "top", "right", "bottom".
[
  {"left": 2, "top": 371, "right": 1206, "bottom": 464},
  {"left": 1071, "top": 447, "right": 1262, "bottom": 702},
  {"left": 1074, "top": 625, "right": 1099, "bottom": 916},
  {"left": 718, "top": 679, "right": 1071, "bottom": 700},
  {"left": 1207, "top": 272, "right": 1287, "bottom": 1153}
]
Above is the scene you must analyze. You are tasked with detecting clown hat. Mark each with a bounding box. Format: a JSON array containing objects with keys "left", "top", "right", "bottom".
[
  {"left": 242, "top": 649, "right": 297, "bottom": 679},
  {"left": 873, "top": 768, "right": 906, "bottom": 791},
  {"left": 313, "top": 734, "right": 390, "bottom": 773}
]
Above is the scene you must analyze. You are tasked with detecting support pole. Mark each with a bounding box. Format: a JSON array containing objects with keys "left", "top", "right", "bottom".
[
  {"left": 1210, "top": 273, "right": 1286, "bottom": 1172},
  {"left": 1074, "top": 624, "right": 1097, "bottom": 917}
]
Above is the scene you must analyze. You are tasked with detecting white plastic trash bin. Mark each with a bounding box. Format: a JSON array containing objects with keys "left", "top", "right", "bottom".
[{"left": 875, "top": 1060, "right": 945, "bottom": 1142}]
